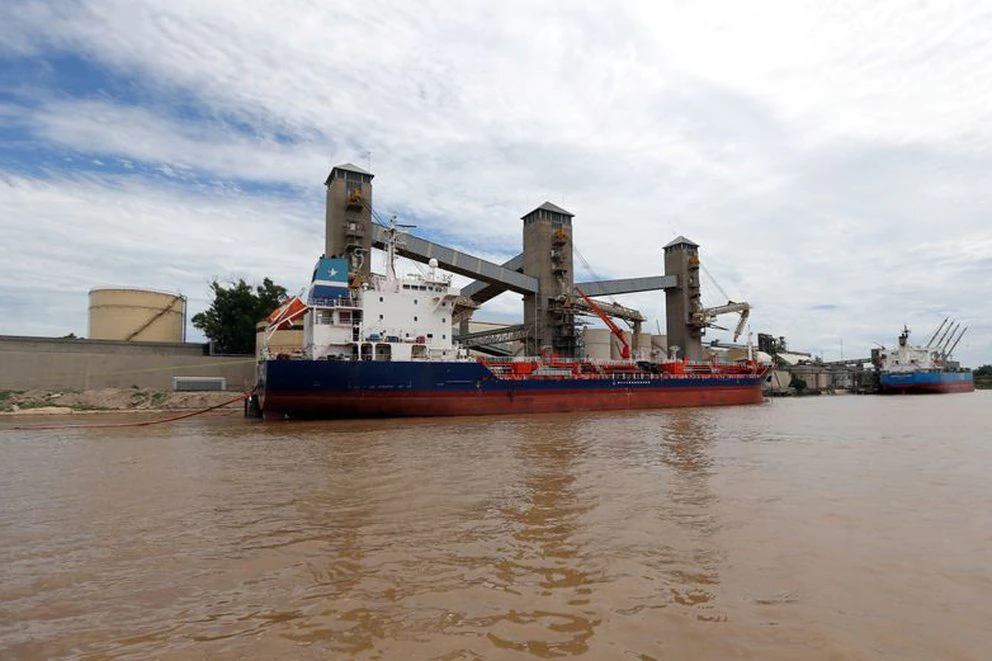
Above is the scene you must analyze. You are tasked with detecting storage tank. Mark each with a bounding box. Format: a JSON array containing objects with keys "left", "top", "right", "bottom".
[
  {"left": 255, "top": 320, "right": 305, "bottom": 358},
  {"left": 650, "top": 334, "right": 668, "bottom": 359},
  {"left": 88, "top": 288, "right": 186, "bottom": 342},
  {"left": 610, "top": 331, "right": 633, "bottom": 360},
  {"left": 582, "top": 328, "right": 612, "bottom": 360},
  {"left": 632, "top": 332, "right": 652, "bottom": 360}
]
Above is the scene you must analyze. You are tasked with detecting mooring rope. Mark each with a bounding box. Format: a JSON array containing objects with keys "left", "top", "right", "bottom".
[{"left": 6, "top": 393, "right": 250, "bottom": 431}]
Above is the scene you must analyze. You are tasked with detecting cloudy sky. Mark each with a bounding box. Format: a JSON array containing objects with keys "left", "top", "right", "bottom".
[{"left": 1, "top": 0, "right": 990, "bottom": 365}]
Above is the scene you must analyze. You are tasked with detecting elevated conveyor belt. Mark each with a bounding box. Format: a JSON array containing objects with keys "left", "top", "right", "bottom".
[{"left": 372, "top": 226, "right": 538, "bottom": 294}]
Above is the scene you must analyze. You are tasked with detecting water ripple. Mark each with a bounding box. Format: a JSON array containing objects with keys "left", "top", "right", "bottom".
[{"left": 2, "top": 395, "right": 992, "bottom": 658}]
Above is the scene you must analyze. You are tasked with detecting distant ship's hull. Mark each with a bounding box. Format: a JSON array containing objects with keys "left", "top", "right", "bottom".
[
  {"left": 258, "top": 359, "right": 767, "bottom": 419},
  {"left": 878, "top": 371, "right": 974, "bottom": 394}
]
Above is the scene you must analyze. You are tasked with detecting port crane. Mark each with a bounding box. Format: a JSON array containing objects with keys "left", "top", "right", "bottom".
[
  {"left": 691, "top": 301, "right": 751, "bottom": 342},
  {"left": 693, "top": 262, "right": 751, "bottom": 342},
  {"left": 574, "top": 286, "right": 631, "bottom": 360}
]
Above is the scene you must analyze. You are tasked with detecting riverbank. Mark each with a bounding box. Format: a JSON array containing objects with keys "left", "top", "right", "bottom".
[{"left": 0, "top": 388, "right": 245, "bottom": 415}]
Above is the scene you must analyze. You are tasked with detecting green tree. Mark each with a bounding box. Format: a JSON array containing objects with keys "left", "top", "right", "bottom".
[
  {"left": 974, "top": 364, "right": 992, "bottom": 378},
  {"left": 192, "top": 278, "right": 287, "bottom": 354}
]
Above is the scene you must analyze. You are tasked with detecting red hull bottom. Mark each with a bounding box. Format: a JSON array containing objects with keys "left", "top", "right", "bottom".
[
  {"left": 880, "top": 382, "right": 975, "bottom": 395},
  {"left": 262, "top": 385, "right": 765, "bottom": 419}
]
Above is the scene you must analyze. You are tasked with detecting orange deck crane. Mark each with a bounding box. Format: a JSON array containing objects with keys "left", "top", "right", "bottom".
[{"left": 574, "top": 286, "right": 630, "bottom": 360}]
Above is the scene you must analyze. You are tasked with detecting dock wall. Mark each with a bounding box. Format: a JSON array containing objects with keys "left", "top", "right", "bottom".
[{"left": 0, "top": 335, "right": 257, "bottom": 392}]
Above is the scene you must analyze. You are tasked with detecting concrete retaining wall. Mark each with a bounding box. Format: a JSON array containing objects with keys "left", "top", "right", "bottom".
[{"left": 0, "top": 335, "right": 257, "bottom": 391}]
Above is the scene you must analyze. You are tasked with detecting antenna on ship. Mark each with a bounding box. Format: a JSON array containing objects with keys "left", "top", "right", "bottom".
[{"left": 383, "top": 215, "right": 416, "bottom": 281}]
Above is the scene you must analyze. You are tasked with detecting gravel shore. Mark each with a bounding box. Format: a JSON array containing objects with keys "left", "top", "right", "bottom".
[{"left": 0, "top": 388, "right": 247, "bottom": 415}]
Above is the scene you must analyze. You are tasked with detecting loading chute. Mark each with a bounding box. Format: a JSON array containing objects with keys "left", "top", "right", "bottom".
[{"left": 691, "top": 301, "right": 751, "bottom": 342}]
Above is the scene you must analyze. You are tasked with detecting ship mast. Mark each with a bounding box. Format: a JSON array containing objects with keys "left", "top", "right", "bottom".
[{"left": 382, "top": 215, "right": 416, "bottom": 282}]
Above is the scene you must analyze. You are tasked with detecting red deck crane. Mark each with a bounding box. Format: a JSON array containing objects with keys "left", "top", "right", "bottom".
[{"left": 574, "top": 286, "right": 630, "bottom": 360}]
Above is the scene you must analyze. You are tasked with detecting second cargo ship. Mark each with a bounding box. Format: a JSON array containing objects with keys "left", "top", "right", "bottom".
[{"left": 876, "top": 324, "right": 974, "bottom": 394}]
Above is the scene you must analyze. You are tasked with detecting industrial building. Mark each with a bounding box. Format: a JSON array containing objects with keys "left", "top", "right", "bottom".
[
  {"left": 322, "top": 163, "right": 750, "bottom": 361},
  {"left": 0, "top": 287, "right": 252, "bottom": 392}
]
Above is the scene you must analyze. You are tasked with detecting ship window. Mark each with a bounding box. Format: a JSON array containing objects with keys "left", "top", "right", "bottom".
[
  {"left": 379, "top": 314, "right": 384, "bottom": 320},
  {"left": 414, "top": 299, "right": 418, "bottom": 304},
  {"left": 442, "top": 317, "right": 446, "bottom": 323},
  {"left": 379, "top": 296, "right": 383, "bottom": 302},
  {"left": 427, "top": 333, "right": 434, "bottom": 338},
  {"left": 414, "top": 316, "right": 418, "bottom": 322},
  {"left": 442, "top": 334, "right": 446, "bottom": 339}
]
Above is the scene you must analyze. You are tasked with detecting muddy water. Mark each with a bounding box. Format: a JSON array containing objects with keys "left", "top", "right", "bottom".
[{"left": 2, "top": 393, "right": 991, "bottom": 660}]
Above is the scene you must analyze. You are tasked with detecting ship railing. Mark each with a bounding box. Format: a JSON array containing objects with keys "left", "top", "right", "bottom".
[
  {"left": 309, "top": 295, "right": 359, "bottom": 309},
  {"left": 484, "top": 370, "right": 761, "bottom": 382},
  {"left": 481, "top": 364, "right": 762, "bottom": 382}
]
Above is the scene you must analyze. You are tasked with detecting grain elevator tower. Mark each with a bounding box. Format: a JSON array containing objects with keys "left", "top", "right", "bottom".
[
  {"left": 522, "top": 202, "right": 576, "bottom": 356},
  {"left": 324, "top": 163, "right": 374, "bottom": 286},
  {"left": 664, "top": 236, "right": 704, "bottom": 360}
]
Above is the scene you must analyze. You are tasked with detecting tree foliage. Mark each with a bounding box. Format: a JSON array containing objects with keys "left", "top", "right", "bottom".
[
  {"left": 191, "top": 278, "right": 287, "bottom": 354},
  {"left": 975, "top": 364, "right": 992, "bottom": 378}
]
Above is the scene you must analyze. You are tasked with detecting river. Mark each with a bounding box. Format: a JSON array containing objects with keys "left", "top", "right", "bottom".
[{"left": 2, "top": 392, "right": 990, "bottom": 659}]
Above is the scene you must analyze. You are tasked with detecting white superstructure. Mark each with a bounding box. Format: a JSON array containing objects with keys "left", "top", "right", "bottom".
[
  {"left": 304, "top": 267, "right": 464, "bottom": 362},
  {"left": 295, "top": 224, "right": 467, "bottom": 363},
  {"left": 877, "top": 326, "right": 940, "bottom": 373}
]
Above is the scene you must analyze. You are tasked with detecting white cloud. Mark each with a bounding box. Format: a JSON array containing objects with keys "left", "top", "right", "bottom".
[
  {"left": 0, "top": 174, "right": 324, "bottom": 337},
  {"left": 22, "top": 100, "right": 332, "bottom": 188}
]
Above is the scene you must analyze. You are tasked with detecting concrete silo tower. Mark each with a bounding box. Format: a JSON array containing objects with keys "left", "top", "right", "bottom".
[
  {"left": 324, "top": 163, "right": 374, "bottom": 286},
  {"left": 522, "top": 202, "right": 576, "bottom": 357},
  {"left": 664, "top": 236, "right": 704, "bottom": 360}
]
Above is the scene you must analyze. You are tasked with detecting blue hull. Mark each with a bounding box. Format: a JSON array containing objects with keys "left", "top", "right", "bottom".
[
  {"left": 879, "top": 370, "right": 974, "bottom": 394},
  {"left": 257, "top": 359, "right": 768, "bottom": 418}
]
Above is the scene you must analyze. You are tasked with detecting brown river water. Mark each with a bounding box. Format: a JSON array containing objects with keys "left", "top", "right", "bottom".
[{"left": 2, "top": 392, "right": 991, "bottom": 660}]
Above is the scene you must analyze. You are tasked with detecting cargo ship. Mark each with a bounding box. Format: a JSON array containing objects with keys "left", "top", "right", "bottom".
[
  {"left": 876, "top": 324, "right": 974, "bottom": 394},
  {"left": 252, "top": 230, "right": 768, "bottom": 419}
]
